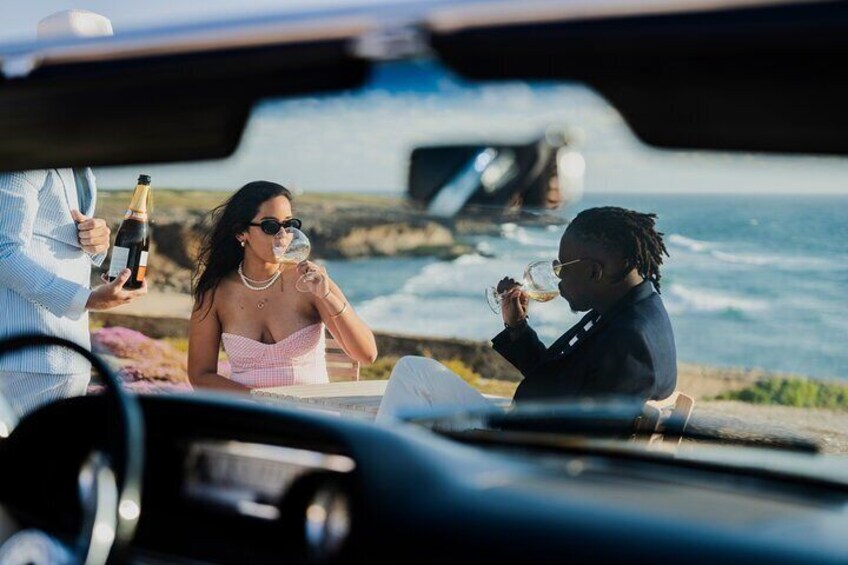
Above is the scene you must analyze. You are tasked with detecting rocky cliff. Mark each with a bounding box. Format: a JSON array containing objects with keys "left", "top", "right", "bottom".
[{"left": 94, "top": 192, "right": 482, "bottom": 293}]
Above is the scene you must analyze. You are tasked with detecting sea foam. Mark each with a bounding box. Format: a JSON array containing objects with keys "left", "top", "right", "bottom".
[{"left": 666, "top": 284, "right": 768, "bottom": 315}]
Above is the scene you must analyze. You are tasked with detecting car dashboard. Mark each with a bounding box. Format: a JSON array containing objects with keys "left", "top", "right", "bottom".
[{"left": 0, "top": 394, "right": 845, "bottom": 564}]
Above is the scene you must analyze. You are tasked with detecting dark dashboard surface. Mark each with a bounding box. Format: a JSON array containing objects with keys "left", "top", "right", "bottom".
[{"left": 0, "top": 394, "right": 845, "bottom": 564}]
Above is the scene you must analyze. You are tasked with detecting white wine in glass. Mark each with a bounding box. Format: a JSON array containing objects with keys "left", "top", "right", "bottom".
[
  {"left": 486, "top": 259, "right": 561, "bottom": 314},
  {"left": 525, "top": 289, "right": 559, "bottom": 302},
  {"left": 273, "top": 227, "right": 310, "bottom": 262},
  {"left": 272, "top": 227, "right": 321, "bottom": 291}
]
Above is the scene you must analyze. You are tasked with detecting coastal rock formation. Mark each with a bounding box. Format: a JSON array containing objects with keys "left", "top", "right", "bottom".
[
  {"left": 96, "top": 197, "right": 471, "bottom": 293},
  {"left": 313, "top": 221, "right": 454, "bottom": 259}
]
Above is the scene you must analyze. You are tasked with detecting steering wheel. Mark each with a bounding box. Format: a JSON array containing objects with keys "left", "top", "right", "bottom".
[{"left": 0, "top": 335, "right": 144, "bottom": 565}]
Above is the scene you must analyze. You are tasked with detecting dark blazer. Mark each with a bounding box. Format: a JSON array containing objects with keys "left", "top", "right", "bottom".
[{"left": 492, "top": 281, "right": 677, "bottom": 403}]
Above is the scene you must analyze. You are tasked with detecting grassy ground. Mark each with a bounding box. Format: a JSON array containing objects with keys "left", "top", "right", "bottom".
[
  {"left": 715, "top": 377, "right": 848, "bottom": 410},
  {"left": 359, "top": 355, "right": 518, "bottom": 396}
]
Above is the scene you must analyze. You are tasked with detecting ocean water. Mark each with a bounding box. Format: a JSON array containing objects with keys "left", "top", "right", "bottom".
[{"left": 325, "top": 194, "right": 848, "bottom": 381}]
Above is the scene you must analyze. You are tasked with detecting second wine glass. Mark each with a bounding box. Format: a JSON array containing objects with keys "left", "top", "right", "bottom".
[{"left": 272, "top": 227, "right": 320, "bottom": 292}]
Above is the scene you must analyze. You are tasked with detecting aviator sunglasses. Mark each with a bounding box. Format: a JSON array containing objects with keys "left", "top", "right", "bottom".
[
  {"left": 552, "top": 258, "right": 584, "bottom": 278},
  {"left": 248, "top": 218, "right": 302, "bottom": 235}
]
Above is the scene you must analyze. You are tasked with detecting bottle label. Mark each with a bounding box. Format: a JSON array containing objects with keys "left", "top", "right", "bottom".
[
  {"left": 137, "top": 251, "right": 148, "bottom": 282},
  {"left": 108, "top": 246, "right": 130, "bottom": 278}
]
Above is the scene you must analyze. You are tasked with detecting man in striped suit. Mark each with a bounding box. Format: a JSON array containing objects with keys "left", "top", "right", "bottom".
[{"left": 0, "top": 12, "right": 146, "bottom": 420}]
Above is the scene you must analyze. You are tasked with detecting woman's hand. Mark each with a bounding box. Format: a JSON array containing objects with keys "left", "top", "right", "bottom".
[
  {"left": 297, "top": 260, "right": 332, "bottom": 297},
  {"left": 497, "top": 277, "right": 529, "bottom": 327}
]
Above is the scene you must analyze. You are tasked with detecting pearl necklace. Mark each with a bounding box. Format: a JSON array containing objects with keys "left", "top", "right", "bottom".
[{"left": 238, "top": 262, "right": 280, "bottom": 291}]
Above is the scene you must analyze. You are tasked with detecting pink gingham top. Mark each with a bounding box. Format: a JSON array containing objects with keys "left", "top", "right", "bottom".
[{"left": 221, "top": 323, "right": 329, "bottom": 389}]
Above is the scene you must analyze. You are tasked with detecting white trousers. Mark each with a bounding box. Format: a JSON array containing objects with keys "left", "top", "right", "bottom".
[
  {"left": 375, "top": 356, "right": 494, "bottom": 423},
  {"left": 0, "top": 371, "right": 90, "bottom": 421}
]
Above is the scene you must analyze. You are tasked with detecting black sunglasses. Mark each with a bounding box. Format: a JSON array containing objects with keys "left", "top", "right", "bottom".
[{"left": 248, "top": 218, "right": 302, "bottom": 235}]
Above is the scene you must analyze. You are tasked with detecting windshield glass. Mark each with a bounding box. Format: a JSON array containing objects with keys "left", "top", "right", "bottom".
[
  {"left": 0, "top": 0, "right": 420, "bottom": 44},
  {"left": 1, "top": 53, "right": 846, "bottom": 457}
]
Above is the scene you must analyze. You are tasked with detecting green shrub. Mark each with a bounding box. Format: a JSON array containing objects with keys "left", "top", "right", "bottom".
[
  {"left": 357, "top": 356, "right": 516, "bottom": 396},
  {"left": 716, "top": 378, "right": 848, "bottom": 410},
  {"left": 441, "top": 358, "right": 482, "bottom": 387},
  {"left": 474, "top": 377, "right": 518, "bottom": 397},
  {"left": 359, "top": 356, "right": 482, "bottom": 384}
]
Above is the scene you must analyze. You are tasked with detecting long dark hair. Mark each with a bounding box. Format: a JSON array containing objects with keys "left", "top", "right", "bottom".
[{"left": 192, "top": 181, "right": 293, "bottom": 315}]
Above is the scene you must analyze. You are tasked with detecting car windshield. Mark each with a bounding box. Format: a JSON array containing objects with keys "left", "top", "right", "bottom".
[{"left": 0, "top": 37, "right": 846, "bottom": 462}]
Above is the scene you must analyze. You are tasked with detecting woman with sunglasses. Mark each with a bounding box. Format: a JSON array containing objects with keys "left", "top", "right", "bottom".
[{"left": 187, "top": 181, "right": 377, "bottom": 391}]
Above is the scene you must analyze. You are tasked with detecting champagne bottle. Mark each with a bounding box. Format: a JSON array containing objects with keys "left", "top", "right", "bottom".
[{"left": 107, "top": 175, "right": 151, "bottom": 289}]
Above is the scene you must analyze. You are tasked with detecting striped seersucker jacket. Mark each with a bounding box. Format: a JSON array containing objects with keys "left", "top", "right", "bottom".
[{"left": 0, "top": 168, "right": 105, "bottom": 374}]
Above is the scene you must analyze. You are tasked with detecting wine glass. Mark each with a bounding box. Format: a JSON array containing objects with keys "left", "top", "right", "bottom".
[
  {"left": 486, "top": 259, "right": 561, "bottom": 314},
  {"left": 272, "top": 227, "right": 320, "bottom": 292}
]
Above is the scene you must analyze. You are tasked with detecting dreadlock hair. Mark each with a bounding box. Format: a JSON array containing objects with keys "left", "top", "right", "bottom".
[{"left": 565, "top": 206, "right": 669, "bottom": 293}]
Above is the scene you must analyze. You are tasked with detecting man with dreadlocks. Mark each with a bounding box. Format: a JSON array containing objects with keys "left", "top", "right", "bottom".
[
  {"left": 492, "top": 206, "right": 677, "bottom": 402},
  {"left": 375, "top": 206, "right": 676, "bottom": 422}
]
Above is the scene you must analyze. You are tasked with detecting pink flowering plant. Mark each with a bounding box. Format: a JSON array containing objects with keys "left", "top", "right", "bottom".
[{"left": 89, "top": 327, "right": 193, "bottom": 394}]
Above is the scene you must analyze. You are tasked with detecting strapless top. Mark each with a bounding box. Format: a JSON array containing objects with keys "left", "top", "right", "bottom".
[{"left": 221, "top": 323, "right": 329, "bottom": 388}]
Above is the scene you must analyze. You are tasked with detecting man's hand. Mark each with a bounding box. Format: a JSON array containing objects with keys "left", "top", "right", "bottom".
[
  {"left": 497, "top": 277, "right": 529, "bottom": 327},
  {"left": 71, "top": 209, "right": 111, "bottom": 254},
  {"left": 86, "top": 269, "right": 147, "bottom": 311}
]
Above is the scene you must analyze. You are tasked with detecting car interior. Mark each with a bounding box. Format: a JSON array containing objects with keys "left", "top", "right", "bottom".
[{"left": 0, "top": 1, "right": 846, "bottom": 563}]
